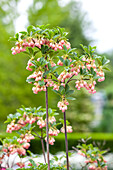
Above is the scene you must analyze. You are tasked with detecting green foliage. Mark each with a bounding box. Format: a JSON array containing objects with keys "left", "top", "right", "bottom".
[
  {"left": 93, "top": 104, "right": 113, "bottom": 133},
  {"left": 0, "top": 0, "right": 19, "bottom": 33},
  {"left": 16, "top": 158, "right": 66, "bottom": 170},
  {"left": 66, "top": 88, "right": 94, "bottom": 132},
  {"left": 76, "top": 141, "right": 107, "bottom": 169}
]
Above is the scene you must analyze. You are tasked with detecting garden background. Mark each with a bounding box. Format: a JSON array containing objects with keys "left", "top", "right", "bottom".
[{"left": 0, "top": 0, "right": 113, "bottom": 153}]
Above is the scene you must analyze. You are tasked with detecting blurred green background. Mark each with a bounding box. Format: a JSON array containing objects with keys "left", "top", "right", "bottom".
[{"left": 0, "top": 0, "right": 113, "bottom": 137}]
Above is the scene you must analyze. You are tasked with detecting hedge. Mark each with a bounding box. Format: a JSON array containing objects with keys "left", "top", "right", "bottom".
[
  {"left": 0, "top": 132, "right": 113, "bottom": 154},
  {"left": 30, "top": 133, "right": 113, "bottom": 154}
]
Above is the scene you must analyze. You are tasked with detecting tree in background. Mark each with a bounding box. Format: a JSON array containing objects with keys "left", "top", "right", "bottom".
[
  {"left": 0, "top": 0, "right": 19, "bottom": 33},
  {"left": 28, "top": 0, "right": 91, "bottom": 48},
  {"left": 67, "top": 88, "right": 94, "bottom": 132},
  {"left": 0, "top": 0, "right": 18, "bottom": 121}
]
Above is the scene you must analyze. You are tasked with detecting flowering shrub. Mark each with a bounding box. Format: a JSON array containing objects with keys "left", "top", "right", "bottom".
[
  {"left": 0, "top": 106, "right": 72, "bottom": 169},
  {"left": 0, "top": 25, "right": 110, "bottom": 169},
  {"left": 9, "top": 25, "right": 110, "bottom": 113},
  {"left": 72, "top": 139, "right": 107, "bottom": 170}
]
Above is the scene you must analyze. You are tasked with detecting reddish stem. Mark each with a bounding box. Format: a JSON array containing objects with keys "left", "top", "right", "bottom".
[
  {"left": 41, "top": 129, "right": 46, "bottom": 163},
  {"left": 45, "top": 86, "right": 50, "bottom": 170},
  {"left": 64, "top": 111, "right": 69, "bottom": 170}
]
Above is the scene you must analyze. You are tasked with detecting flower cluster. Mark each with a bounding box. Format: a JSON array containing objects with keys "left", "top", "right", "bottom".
[
  {"left": 58, "top": 71, "right": 73, "bottom": 82},
  {"left": 16, "top": 159, "right": 39, "bottom": 169},
  {"left": 83, "top": 57, "right": 105, "bottom": 82},
  {"left": 77, "top": 143, "right": 107, "bottom": 170},
  {"left": 57, "top": 99, "right": 69, "bottom": 112},
  {"left": 45, "top": 116, "right": 60, "bottom": 145},
  {"left": 60, "top": 126, "right": 73, "bottom": 133},
  {"left": 49, "top": 129, "right": 60, "bottom": 136},
  {"left": 17, "top": 133, "right": 34, "bottom": 145},
  {"left": 10, "top": 25, "right": 110, "bottom": 117},
  {"left": 26, "top": 65, "right": 60, "bottom": 94},
  {"left": 2, "top": 140, "right": 26, "bottom": 156},
  {"left": 37, "top": 118, "right": 46, "bottom": 128},
  {"left": 10, "top": 28, "right": 109, "bottom": 118},
  {"left": 16, "top": 162, "right": 25, "bottom": 168},
  {"left": 45, "top": 137, "right": 55, "bottom": 145},
  {"left": 26, "top": 59, "right": 35, "bottom": 71},
  {"left": 6, "top": 107, "right": 65, "bottom": 147},
  {"left": 6, "top": 121, "right": 22, "bottom": 133},
  {"left": 28, "top": 161, "right": 39, "bottom": 167},
  {"left": 11, "top": 37, "right": 71, "bottom": 55},
  {"left": 75, "top": 80, "right": 96, "bottom": 94}
]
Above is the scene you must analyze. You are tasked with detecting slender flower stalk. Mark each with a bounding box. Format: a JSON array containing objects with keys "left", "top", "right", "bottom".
[
  {"left": 64, "top": 111, "right": 69, "bottom": 170},
  {"left": 32, "top": 129, "right": 46, "bottom": 163},
  {"left": 45, "top": 86, "right": 50, "bottom": 170},
  {"left": 41, "top": 129, "right": 46, "bottom": 163}
]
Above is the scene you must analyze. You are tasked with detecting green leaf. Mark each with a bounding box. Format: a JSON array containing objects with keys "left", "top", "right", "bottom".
[
  {"left": 53, "top": 34, "right": 61, "bottom": 39},
  {"left": 96, "top": 58, "right": 102, "bottom": 66},
  {"left": 51, "top": 66, "right": 58, "bottom": 72},
  {"left": 47, "top": 63, "right": 52, "bottom": 70},
  {"left": 39, "top": 57, "right": 47, "bottom": 65},
  {"left": 48, "top": 108, "right": 52, "bottom": 114},
  {"left": 52, "top": 89, "right": 61, "bottom": 95},
  {"left": 38, "top": 80, "right": 45, "bottom": 86},
  {"left": 29, "top": 159, "right": 37, "bottom": 167},
  {"left": 63, "top": 45, "right": 67, "bottom": 51},
  {"left": 66, "top": 97, "right": 76, "bottom": 100},
  {"left": 31, "top": 60, "right": 36, "bottom": 66},
  {"left": 82, "top": 68, "right": 87, "bottom": 74},
  {"left": 54, "top": 72, "right": 59, "bottom": 78},
  {"left": 28, "top": 47, "right": 34, "bottom": 54},
  {"left": 34, "top": 50, "right": 40, "bottom": 56},
  {"left": 41, "top": 45, "right": 49, "bottom": 54},
  {"left": 26, "top": 78, "right": 35, "bottom": 83},
  {"left": 68, "top": 48, "right": 76, "bottom": 53},
  {"left": 53, "top": 156, "right": 59, "bottom": 161},
  {"left": 102, "top": 57, "right": 110, "bottom": 65},
  {"left": 8, "top": 37, "right": 17, "bottom": 41},
  {"left": 7, "top": 114, "right": 14, "bottom": 119},
  {"left": 27, "top": 25, "right": 35, "bottom": 34},
  {"left": 59, "top": 118, "right": 64, "bottom": 124},
  {"left": 14, "top": 112, "right": 21, "bottom": 119},
  {"left": 91, "top": 67, "right": 94, "bottom": 75},
  {"left": 22, "top": 51, "right": 30, "bottom": 56},
  {"left": 93, "top": 76, "right": 102, "bottom": 80},
  {"left": 15, "top": 33, "right": 19, "bottom": 40},
  {"left": 80, "top": 67, "right": 83, "bottom": 74},
  {"left": 58, "top": 56, "right": 64, "bottom": 63},
  {"left": 0, "top": 145, "right": 3, "bottom": 151},
  {"left": 64, "top": 59, "right": 70, "bottom": 66},
  {"left": 16, "top": 131, "right": 21, "bottom": 135},
  {"left": 80, "top": 44, "right": 88, "bottom": 53},
  {"left": 65, "top": 84, "right": 70, "bottom": 92},
  {"left": 59, "top": 86, "right": 65, "bottom": 93},
  {"left": 66, "top": 90, "right": 74, "bottom": 96},
  {"left": 20, "top": 35, "right": 26, "bottom": 40},
  {"left": 43, "top": 70, "right": 51, "bottom": 77},
  {"left": 102, "top": 66, "right": 111, "bottom": 71},
  {"left": 19, "top": 31, "right": 27, "bottom": 35}
]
